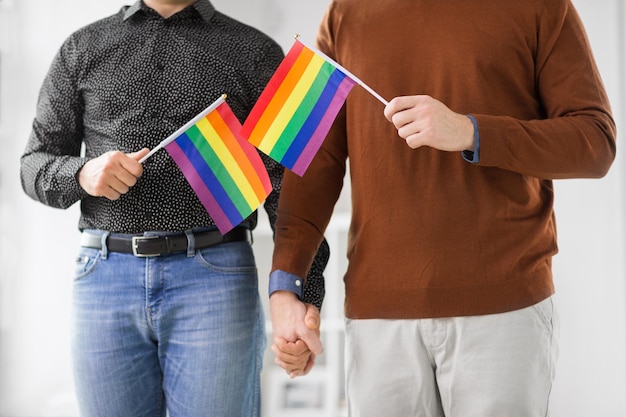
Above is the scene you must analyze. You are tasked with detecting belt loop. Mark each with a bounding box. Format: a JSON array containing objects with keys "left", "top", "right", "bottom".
[
  {"left": 185, "top": 230, "right": 195, "bottom": 257},
  {"left": 100, "top": 231, "right": 110, "bottom": 260}
]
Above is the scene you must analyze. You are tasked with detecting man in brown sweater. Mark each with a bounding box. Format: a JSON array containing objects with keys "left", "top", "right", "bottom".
[{"left": 269, "top": 0, "right": 616, "bottom": 415}]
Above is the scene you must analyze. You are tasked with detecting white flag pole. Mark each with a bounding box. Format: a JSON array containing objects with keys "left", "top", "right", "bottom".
[
  {"left": 295, "top": 35, "right": 389, "bottom": 106},
  {"left": 139, "top": 94, "right": 227, "bottom": 164}
]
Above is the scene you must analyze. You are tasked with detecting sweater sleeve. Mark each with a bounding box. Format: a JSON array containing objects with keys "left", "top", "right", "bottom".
[
  {"left": 254, "top": 40, "right": 331, "bottom": 311},
  {"left": 474, "top": 1, "right": 616, "bottom": 179},
  {"left": 271, "top": 4, "right": 347, "bottom": 282},
  {"left": 271, "top": 150, "right": 345, "bottom": 286}
]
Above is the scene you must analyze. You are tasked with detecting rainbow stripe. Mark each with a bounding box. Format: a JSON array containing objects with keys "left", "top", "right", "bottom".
[
  {"left": 164, "top": 97, "right": 272, "bottom": 234},
  {"left": 241, "top": 39, "right": 356, "bottom": 176}
]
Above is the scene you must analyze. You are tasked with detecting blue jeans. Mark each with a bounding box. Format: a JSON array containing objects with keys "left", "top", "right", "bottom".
[{"left": 71, "top": 230, "right": 264, "bottom": 417}]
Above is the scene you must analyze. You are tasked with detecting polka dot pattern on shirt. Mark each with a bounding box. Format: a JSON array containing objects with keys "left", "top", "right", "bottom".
[{"left": 20, "top": 0, "right": 329, "bottom": 309}]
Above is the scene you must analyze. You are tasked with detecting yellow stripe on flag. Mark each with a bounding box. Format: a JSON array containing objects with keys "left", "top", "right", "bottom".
[
  {"left": 247, "top": 48, "right": 314, "bottom": 146},
  {"left": 257, "top": 54, "right": 326, "bottom": 153},
  {"left": 196, "top": 118, "right": 259, "bottom": 209},
  {"left": 206, "top": 110, "right": 268, "bottom": 203}
]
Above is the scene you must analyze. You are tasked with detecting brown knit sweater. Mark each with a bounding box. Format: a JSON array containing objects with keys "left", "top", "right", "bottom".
[{"left": 271, "top": 0, "right": 616, "bottom": 319}]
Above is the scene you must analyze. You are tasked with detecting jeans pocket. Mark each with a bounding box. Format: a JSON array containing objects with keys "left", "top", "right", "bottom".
[
  {"left": 195, "top": 242, "right": 257, "bottom": 275},
  {"left": 74, "top": 248, "right": 101, "bottom": 280}
]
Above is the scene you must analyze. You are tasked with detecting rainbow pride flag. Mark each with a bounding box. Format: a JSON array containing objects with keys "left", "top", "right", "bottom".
[
  {"left": 241, "top": 37, "right": 357, "bottom": 176},
  {"left": 142, "top": 95, "right": 272, "bottom": 234}
]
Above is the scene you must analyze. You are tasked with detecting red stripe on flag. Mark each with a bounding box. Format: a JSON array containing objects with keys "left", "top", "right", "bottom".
[{"left": 240, "top": 40, "right": 306, "bottom": 138}]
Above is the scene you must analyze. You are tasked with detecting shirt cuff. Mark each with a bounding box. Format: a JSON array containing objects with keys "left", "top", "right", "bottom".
[
  {"left": 269, "top": 270, "right": 304, "bottom": 299},
  {"left": 462, "top": 115, "right": 480, "bottom": 164}
]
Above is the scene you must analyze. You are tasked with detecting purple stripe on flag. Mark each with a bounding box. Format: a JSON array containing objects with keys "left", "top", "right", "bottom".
[
  {"left": 291, "top": 75, "right": 356, "bottom": 176},
  {"left": 166, "top": 138, "right": 238, "bottom": 233},
  {"left": 280, "top": 69, "right": 346, "bottom": 170},
  {"left": 172, "top": 132, "right": 244, "bottom": 227}
]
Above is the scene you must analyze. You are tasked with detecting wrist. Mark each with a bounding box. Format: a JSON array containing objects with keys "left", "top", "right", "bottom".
[{"left": 270, "top": 290, "right": 300, "bottom": 302}]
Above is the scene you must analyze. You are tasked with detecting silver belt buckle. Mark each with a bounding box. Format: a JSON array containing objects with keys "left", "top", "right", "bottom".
[{"left": 132, "top": 235, "right": 161, "bottom": 257}]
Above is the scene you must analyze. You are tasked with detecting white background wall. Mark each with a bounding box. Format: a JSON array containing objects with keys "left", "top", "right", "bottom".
[{"left": 0, "top": 1, "right": 624, "bottom": 416}]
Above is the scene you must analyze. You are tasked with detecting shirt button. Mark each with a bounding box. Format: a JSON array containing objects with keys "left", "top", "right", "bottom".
[{"left": 295, "top": 279, "right": 301, "bottom": 287}]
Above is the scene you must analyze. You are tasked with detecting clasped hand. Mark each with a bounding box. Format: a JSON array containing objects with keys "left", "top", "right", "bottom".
[
  {"left": 270, "top": 96, "right": 475, "bottom": 378},
  {"left": 270, "top": 290, "right": 322, "bottom": 378}
]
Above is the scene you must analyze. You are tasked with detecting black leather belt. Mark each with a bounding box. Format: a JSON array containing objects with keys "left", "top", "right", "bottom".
[{"left": 80, "top": 227, "right": 251, "bottom": 257}]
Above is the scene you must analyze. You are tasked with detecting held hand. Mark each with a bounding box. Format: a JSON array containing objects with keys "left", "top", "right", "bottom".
[
  {"left": 270, "top": 291, "right": 323, "bottom": 378},
  {"left": 384, "top": 95, "right": 474, "bottom": 152},
  {"left": 78, "top": 148, "right": 150, "bottom": 200},
  {"left": 272, "top": 303, "right": 321, "bottom": 378}
]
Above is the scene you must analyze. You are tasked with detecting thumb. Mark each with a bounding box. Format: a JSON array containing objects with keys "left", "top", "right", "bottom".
[
  {"left": 128, "top": 148, "right": 150, "bottom": 161},
  {"left": 300, "top": 330, "right": 323, "bottom": 356},
  {"left": 304, "top": 303, "right": 320, "bottom": 331},
  {"left": 301, "top": 304, "right": 323, "bottom": 355}
]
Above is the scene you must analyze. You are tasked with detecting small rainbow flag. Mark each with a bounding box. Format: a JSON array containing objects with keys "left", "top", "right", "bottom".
[
  {"left": 141, "top": 95, "right": 272, "bottom": 234},
  {"left": 241, "top": 37, "right": 358, "bottom": 176}
]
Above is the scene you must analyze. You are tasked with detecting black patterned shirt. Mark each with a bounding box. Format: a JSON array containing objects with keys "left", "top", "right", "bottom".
[{"left": 20, "top": 0, "right": 327, "bottom": 308}]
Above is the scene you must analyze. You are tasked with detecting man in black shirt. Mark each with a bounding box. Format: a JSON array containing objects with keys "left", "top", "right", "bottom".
[{"left": 20, "top": 1, "right": 327, "bottom": 416}]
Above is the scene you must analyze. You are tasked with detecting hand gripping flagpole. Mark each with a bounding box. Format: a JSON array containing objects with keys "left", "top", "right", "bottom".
[
  {"left": 139, "top": 94, "right": 228, "bottom": 164},
  {"left": 295, "top": 35, "right": 389, "bottom": 106}
]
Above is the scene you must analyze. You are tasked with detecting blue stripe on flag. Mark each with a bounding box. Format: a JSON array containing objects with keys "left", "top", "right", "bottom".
[
  {"left": 280, "top": 69, "right": 346, "bottom": 168},
  {"left": 174, "top": 132, "right": 244, "bottom": 226}
]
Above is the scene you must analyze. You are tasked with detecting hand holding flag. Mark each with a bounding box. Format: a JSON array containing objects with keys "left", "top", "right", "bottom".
[
  {"left": 137, "top": 35, "right": 389, "bottom": 231},
  {"left": 141, "top": 95, "right": 272, "bottom": 234},
  {"left": 241, "top": 36, "right": 387, "bottom": 176}
]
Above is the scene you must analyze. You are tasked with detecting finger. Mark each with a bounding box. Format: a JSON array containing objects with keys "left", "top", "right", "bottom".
[
  {"left": 287, "top": 352, "right": 317, "bottom": 378},
  {"left": 274, "top": 337, "right": 310, "bottom": 356},
  {"left": 118, "top": 166, "right": 143, "bottom": 187},
  {"left": 129, "top": 148, "right": 150, "bottom": 161},
  {"left": 106, "top": 173, "right": 133, "bottom": 195},
  {"left": 100, "top": 186, "right": 122, "bottom": 201},
  {"left": 98, "top": 151, "right": 141, "bottom": 188},
  {"left": 119, "top": 154, "right": 145, "bottom": 178},
  {"left": 302, "top": 353, "right": 316, "bottom": 376},
  {"left": 304, "top": 303, "right": 320, "bottom": 331},
  {"left": 299, "top": 328, "right": 323, "bottom": 355},
  {"left": 272, "top": 343, "right": 310, "bottom": 367},
  {"left": 272, "top": 349, "right": 309, "bottom": 368},
  {"left": 384, "top": 96, "right": 412, "bottom": 121},
  {"left": 274, "top": 356, "right": 308, "bottom": 376},
  {"left": 397, "top": 119, "right": 419, "bottom": 138},
  {"left": 272, "top": 344, "right": 310, "bottom": 373},
  {"left": 271, "top": 337, "right": 317, "bottom": 378},
  {"left": 89, "top": 171, "right": 126, "bottom": 200}
]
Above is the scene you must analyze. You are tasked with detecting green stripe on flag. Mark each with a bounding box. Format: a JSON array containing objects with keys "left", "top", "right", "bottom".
[
  {"left": 269, "top": 62, "right": 334, "bottom": 161},
  {"left": 185, "top": 125, "right": 252, "bottom": 215}
]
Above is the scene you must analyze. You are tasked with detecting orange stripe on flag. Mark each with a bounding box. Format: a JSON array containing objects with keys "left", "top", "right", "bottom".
[
  {"left": 247, "top": 47, "right": 315, "bottom": 146},
  {"left": 207, "top": 107, "right": 268, "bottom": 203}
]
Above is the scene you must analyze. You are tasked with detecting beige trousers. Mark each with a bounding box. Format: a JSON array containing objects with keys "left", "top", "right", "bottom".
[{"left": 345, "top": 297, "right": 559, "bottom": 417}]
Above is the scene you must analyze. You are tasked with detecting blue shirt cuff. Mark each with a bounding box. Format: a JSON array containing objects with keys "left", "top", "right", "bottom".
[
  {"left": 462, "top": 115, "right": 480, "bottom": 164},
  {"left": 269, "top": 270, "right": 303, "bottom": 299}
]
